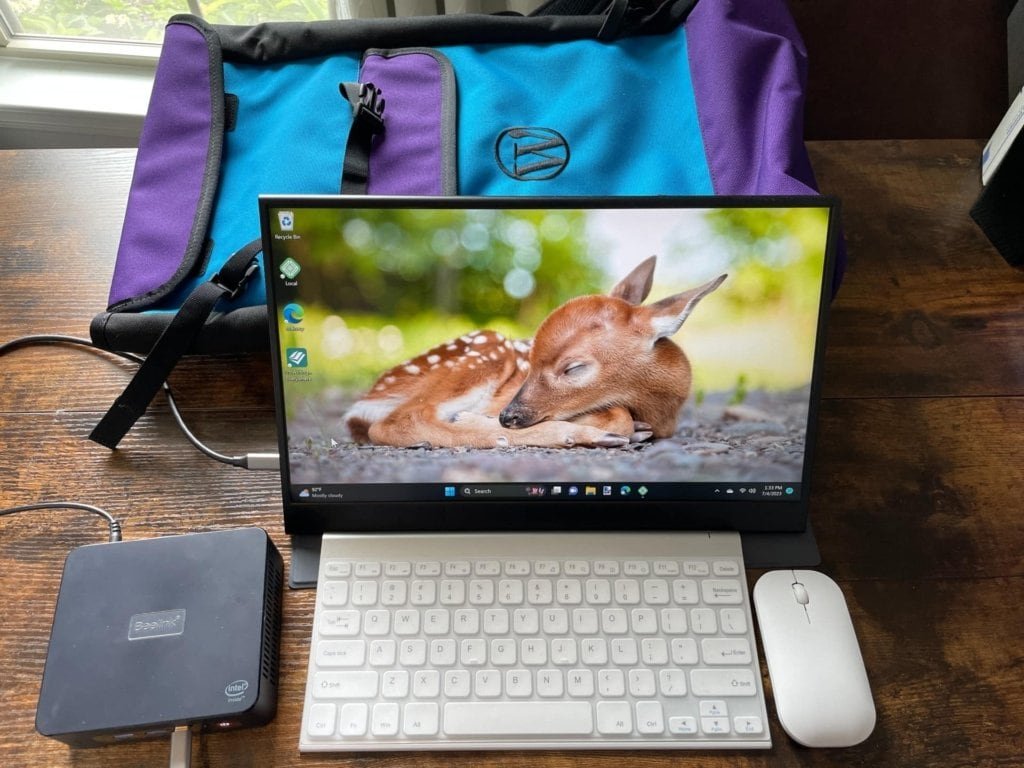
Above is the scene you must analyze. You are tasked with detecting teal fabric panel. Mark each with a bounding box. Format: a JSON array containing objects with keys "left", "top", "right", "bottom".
[
  {"left": 440, "top": 28, "right": 712, "bottom": 197},
  {"left": 157, "top": 54, "right": 361, "bottom": 310}
]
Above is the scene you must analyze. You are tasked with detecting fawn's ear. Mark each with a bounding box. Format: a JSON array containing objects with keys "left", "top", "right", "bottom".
[
  {"left": 640, "top": 274, "right": 727, "bottom": 341},
  {"left": 609, "top": 256, "right": 657, "bottom": 305}
]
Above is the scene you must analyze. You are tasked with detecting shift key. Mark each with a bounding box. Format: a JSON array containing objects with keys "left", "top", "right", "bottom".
[{"left": 690, "top": 669, "right": 757, "bottom": 696}]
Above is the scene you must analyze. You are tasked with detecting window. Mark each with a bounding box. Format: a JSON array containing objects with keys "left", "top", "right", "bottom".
[{"left": 0, "top": 1, "right": 542, "bottom": 48}]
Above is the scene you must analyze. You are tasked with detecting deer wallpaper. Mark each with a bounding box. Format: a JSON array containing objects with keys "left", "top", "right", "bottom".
[{"left": 273, "top": 205, "right": 830, "bottom": 485}]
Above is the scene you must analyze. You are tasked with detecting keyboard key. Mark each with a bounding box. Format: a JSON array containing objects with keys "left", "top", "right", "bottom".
[
  {"left": 513, "top": 607, "right": 540, "bottom": 634},
  {"left": 596, "top": 701, "right": 632, "bottom": 734},
  {"left": 712, "top": 560, "right": 740, "bottom": 576},
  {"left": 614, "top": 579, "right": 641, "bottom": 604},
  {"left": 643, "top": 579, "right": 670, "bottom": 605},
  {"left": 690, "top": 668, "right": 758, "bottom": 696},
  {"left": 403, "top": 702, "right": 439, "bottom": 735},
  {"left": 641, "top": 637, "right": 669, "bottom": 665},
  {"left": 564, "top": 560, "right": 590, "bottom": 576},
  {"left": 661, "top": 608, "right": 688, "bottom": 634},
  {"left": 399, "top": 639, "right": 426, "bottom": 666},
  {"left": 601, "top": 608, "right": 628, "bottom": 634},
  {"left": 567, "top": 668, "right": 594, "bottom": 697},
  {"left": 355, "top": 561, "right": 381, "bottom": 577},
  {"left": 593, "top": 560, "right": 620, "bottom": 576},
  {"left": 444, "top": 701, "right": 593, "bottom": 735},
  {"left": 380, "top": 580, "right": 406, "bottom": 606},
  {"left": 610, "top": 637, "right": 638, "bottom": 665},
  {"left": 636, "top": 701, "right": 664, "bottom": 734},
  {"left": 424, "top": 609, "right": 449, "bottom": 634},
  {"left": 444, "top": 561, "right": 471, "bottom": 576},
  {"left": 581, "top": 638, "right": 608, "bottom": 665},
  {"left": 384, "top": 561, "right": 411, "bottom": 576},
  {"left": 506, "top": 669, "right": 532, "bottom": 697},
  {"left": 521, "top": 638, "right": 547, "bottom": 665},
  {"left": 474, "top": 560, "right": 501, "bottom": 576},
  {"left": 339, "top": 703, "right": 367, "bottom": 736},
  {"left": 630, "top": 608, "right": 658, "bottom": 635},
  {"left": 469, "top": 579, "right": 495, "bottom": 605},
  {"left": 306, "top": 702, "right": 336, "bottom": 737},
  {"left": 414, "top": 561, "right": 441, "bottom": 576},
  {"left": 351, "top": 581, "right": 377, "bottom": 606},
  {"left": 320, "top": 610, "right": 360, "bottom": 636},
  {"left": 444, "top": 670, "right": 471, "bottom": 698},
  {"left": 683, "top": 560, "right": 710, "bottom": 576},
  {"left": 653, "top": 560, "right": 680, "bottom": 576},
  {"left": 659, "top": 668, "right": 687, "bottom": 697},
  {"left": 528, "top": 579, "right": 553, "bottom": 604},
  {"left": 483, "top": 608, "right": 509, "bottom": 634},
  {"left": 321, "top": 580, "right": 348, "bottom": 606},
  {"left": 735, "top": 715, "right": 764, "bottom": 734},
  {"left": 534, "top": 560, "right": 560, "bottom": 576},
  {"left": 371, "top": 703, "right": 399, "bottom": 736},
  {"left": 543, "top": 607, "right": 569, "bottom": 634},
  {"left": 628, "top": 668, "right": 656, "bottom": 697},
  {"left": 440, "top": 580, "right": 465, "bottom": 605},
  {"left": 381, "top": 670, "right": 409, "bottom": 698},
  {"left": 413, "top": 670, "right": 440, "bottom": 698},
  {"left": 701, "top": 579, "right": 743, "bottom": 604},
  {"left": 572, "top": 608, "right": 599, "bottom": 635},
  {"left": 316, "top": 640, "right": 365, "bottom": 667},
  {"left": 453, "top": 608, "right": 480, "bottom": 635},
  {"left": 460, "top": 638, "right": 487, "bottom": 666},
  {"left": 624, "top": 560, "right": 650, "bottom": 576},
  {"left": 475, "top": 669, "right": 501, "bottom": 698},
  {"left": 700, "top": 700, "right": 728, "bottom": 717},
  {"left": 557, "top": 579, "right": 583, "bottom": 604},
  {"left": 585, "top": 579, "right": 612, "bottom": 604},
  {"left": 672, "top": 579, "right": 699, "bottom": 604},
  {"left": 504, "top": 560, "right": 530, "bottom": 576},
  {"left": 537, "top": 668, "right": 564, "bottom": 697},
  {"left": 313, "top": 671, "right": 378, "bottom": 699},
  {"left": 368, "top": 639, "right": 396, "bottom": 666},
  {"left": 393, "top": 610, "right": 419, "bottom": 635},
  {"left": 411, "top": 580, "right": 436, "bottom": 605},
  {"left": 322, "top": 560, "right": 351, "bottom": 578},
  {"left": 363, "top": 609, "right": 390, "bottom": 636},
  {"left": 701, "top": 637, "right": 752, "bottom": 665},
  {"left": 701, "top": 716, "right": 730, "bottom": 735},
  {"left": 690, "top": 608, "right": 718, "bottom": 634},
  {"left": 598, "top": 669, "right": 625, "bottom": 697},
  {"left": 491, "top": 638, "right": 517, "bottom": 665},
  {"left": 551, "top": 637, "right": 577, "bottom": 665},
  {"left": 668, "top": 715, "right": 698, "bottom": 735},
  {"left": 429, "top": 638, "right": 456, "bottom": 666},
  {"left": 719, "top": 608, "right": 748, "bottom": 634},
  {"left": 498, "top": 579, "right": 524, "bottom": 604},
  {"left": 671, "top": 638, "right": 699, "bottom": 665}
]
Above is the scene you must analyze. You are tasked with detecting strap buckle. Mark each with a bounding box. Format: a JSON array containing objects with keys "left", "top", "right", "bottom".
[
  {"left": 211, "top": 258, "right": 259, "bottom": 300},
  {"left": 341, "top": 81, "right": 386, "bottom": 135}
]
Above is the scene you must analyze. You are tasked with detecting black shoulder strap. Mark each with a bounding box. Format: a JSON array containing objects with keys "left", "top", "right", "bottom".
[
  {"left": 339, "top": 81, "right": 386, "bottom": 194},
  {"left": 89, "top": 239, "right": 262, "bottom": 449}
]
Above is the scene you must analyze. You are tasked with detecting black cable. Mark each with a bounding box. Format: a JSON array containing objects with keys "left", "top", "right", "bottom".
[
  {"left": 0, "top": 334, "right": 250, "bottom": 467},
  {"left": 0, "top": 501, "right": 122, "bottom": 542}
]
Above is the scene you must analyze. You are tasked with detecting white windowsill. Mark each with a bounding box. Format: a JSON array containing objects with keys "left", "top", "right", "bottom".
[{"left": 0, "top": 41, "right": 155, "bottom": 148}]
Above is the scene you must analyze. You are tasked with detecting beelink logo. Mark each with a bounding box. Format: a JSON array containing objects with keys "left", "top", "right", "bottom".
[
  {"left": 286, "top": 348, "right": 308, "bottom": 368},
  {"left": 278, "top": 210, "right": 294, "bottom": 231},
  {"left": 128, "top": 609, "right": 187, "bottom": 641},
  {"left": 283, "top": 303, "right": 304, "bottom": 325}
]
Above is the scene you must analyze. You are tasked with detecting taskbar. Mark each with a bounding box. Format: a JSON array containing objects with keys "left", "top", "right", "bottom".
[{"left": 290, "top": 481, "right": 801, "bottom": 504}]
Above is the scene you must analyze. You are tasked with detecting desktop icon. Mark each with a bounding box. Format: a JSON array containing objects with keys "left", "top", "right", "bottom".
[
  {"left": 585, "top": 486, "right": 597, "bottom": 496},
  {"left": 551, "top": 486, "right": 563, "bottom": 496},
  {"left": 444, "top": 486, "right": 456, "bottom": 497},
  {"left": 568, "top": 486, "right": 579, "bottom": 496},
  {"left": 602, "top": 486, "right": 612, "bottom": 496},
  {"left": 280, "top": 257, "right": 301, "bottom": 280},
  {"left": 620, "top": 485, "right": 631, "bottom": 496},
  {"left": 637, "top": 486, "right": 649, "bottom": 497},
  {"left": 298, "top": 488, "right": 310, "bottom": 498},
  {"left": 282, "top": 302, "right": 304, "bottom": 324},
  {"left": 286, "top": 348, "right": 308, "bottom": 368},
  {"left": 278, "top": 210, "right": 295, "bottom": 231},
  {"left": 786, "top": 486, "right": 795, "bottom": 495}
]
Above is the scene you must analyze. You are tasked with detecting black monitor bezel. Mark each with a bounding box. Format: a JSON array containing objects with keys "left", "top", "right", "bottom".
[{"left": 259, "top": 194, "right": 840, "bottom": 536}]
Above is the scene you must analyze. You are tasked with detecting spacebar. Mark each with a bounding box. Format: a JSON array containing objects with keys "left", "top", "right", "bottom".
[{"left": 444, "top": 702, "right": 594, "bottom": 736}]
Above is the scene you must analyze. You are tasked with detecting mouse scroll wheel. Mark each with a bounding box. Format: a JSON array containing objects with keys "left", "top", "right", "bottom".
[{"left": 792, "top": 583, "right": 810, "bottom": 605}]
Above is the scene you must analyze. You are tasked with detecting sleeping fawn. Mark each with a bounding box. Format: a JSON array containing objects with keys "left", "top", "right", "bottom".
[{"left": 345, "top": 256, "right": 726, "bottom": 449}]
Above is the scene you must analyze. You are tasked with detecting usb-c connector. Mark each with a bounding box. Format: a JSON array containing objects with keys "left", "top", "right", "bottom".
[
  {"left": 169, "top": 725, "right": 192, "bottom": 768},
  {"left": 245, "top": 452, "right": 281, "bottom": 470}
]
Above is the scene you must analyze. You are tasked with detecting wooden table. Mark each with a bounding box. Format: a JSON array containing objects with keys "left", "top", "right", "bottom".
[{"left": 1, "top": 142, "right": 1022, "bottom": 766}]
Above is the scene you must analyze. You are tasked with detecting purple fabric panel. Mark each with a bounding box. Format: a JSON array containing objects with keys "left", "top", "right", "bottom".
[
  {"left": 108, "top": 22, "right": 213, "bottom": 307},
  {"left": 685, "top": 0, "right": 817, "bottom": 196},
  {"left": 361, "top": 52, "right": 443, "bottom": 195}
]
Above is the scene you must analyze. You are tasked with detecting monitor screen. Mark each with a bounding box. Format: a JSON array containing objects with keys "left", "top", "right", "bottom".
[{"left": 260, "top": 196, "right": 838, "bottom": 535}]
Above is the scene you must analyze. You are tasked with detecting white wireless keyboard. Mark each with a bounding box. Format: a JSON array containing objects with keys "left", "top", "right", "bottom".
[{"left": 300, "top": 532, "right": 770, "bottom": 751}]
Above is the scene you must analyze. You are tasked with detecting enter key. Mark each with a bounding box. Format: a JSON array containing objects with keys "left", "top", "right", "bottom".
[{"left": 701, "top": 638, "right": 752, "bottom": 665}]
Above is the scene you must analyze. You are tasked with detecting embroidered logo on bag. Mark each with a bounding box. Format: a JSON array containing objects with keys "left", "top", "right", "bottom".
[{"left": 495, "top": 127, "right": 570, "bottom": 181}]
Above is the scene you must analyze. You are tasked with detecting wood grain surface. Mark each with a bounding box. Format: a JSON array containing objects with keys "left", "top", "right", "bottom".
[{"left": 1, "top": 143, "right": 1023, "bottom": 767}]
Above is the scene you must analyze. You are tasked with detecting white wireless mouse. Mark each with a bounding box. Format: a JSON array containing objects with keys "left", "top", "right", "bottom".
[{"left": 753, "top": 569, "right": 876, "bottom": 748}]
